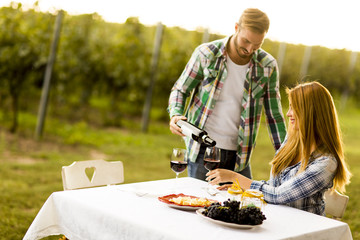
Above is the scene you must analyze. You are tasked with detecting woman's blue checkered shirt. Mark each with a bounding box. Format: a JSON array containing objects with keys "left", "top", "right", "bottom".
[{"left": 251, "top": 142, "right": 337, "bottom": 216}]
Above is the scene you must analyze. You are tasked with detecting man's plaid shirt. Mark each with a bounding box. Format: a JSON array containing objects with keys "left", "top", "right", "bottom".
[{"left": 168, "top": 37, "right": 286, "bottom": 172}]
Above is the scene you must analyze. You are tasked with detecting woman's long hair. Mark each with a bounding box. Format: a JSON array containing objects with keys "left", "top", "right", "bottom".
[{"left": 270, "top": 81, "right": 351, "bottom": 193}]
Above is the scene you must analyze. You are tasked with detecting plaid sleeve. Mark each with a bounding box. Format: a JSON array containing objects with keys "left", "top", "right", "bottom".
[
  {"left": 254, "top": 155, "right": 337, "bottom": 204},
  {"left": 263, "top": 62, "right": 287, "bottom": 150},
  {"left": 250, "top": 180, "right": 267, "bottom": 191},
  {"left": 168, "top": 48, "right": 204, "bottom": 118}
]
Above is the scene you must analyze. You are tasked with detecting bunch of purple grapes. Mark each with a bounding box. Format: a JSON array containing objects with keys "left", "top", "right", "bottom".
[{"left": 203, "top": 199, "right": 266, "bottom": 225}]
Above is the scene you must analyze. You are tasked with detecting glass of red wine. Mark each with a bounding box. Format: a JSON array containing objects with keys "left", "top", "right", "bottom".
[
  {"left": 170, "top": 148, "right": 187, "bottom": 179},
  {"left": 204, "top": 146, "right": 221, "bottom": 193},
  {"left": 204, "top": 146, "right": 221, "bottom": 171}
]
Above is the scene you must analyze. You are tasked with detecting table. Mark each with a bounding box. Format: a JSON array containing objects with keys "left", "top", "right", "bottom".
[{"left": 24, "top": 177, "right": 353, "bottom": 240}]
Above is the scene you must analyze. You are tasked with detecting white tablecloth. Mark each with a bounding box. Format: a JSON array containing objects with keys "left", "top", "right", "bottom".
[{"left": 23, "top": 177, "right": 352, "bottom": 240}]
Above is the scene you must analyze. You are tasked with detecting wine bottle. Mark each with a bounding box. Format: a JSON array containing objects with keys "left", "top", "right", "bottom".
[{"left": 176, "top": 120, "right": 216, "bottom": 147}]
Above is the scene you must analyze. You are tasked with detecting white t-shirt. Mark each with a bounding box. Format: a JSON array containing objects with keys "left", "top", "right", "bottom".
[{"left": 204, "top": 56, "right": 249, "bottom": 150}]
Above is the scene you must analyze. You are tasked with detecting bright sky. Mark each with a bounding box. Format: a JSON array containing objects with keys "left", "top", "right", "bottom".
[{"left": 1, "top": 0, "right": 359, "bottom": 51}]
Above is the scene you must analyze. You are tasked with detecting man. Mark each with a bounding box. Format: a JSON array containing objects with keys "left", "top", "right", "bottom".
[{"left": 168, "top": 8, "right": 287, "bottom": 181}]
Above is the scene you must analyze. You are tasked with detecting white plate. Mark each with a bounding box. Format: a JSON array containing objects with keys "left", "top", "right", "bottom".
[
  {"left": 196, "top": 208, "right": 260, "bottom": 229},
  {"left": 158, "top": 194, "right": 217, "bottom": 211},
  {"left": 166, "top": 203, "right": 202, "bottom": 210}
]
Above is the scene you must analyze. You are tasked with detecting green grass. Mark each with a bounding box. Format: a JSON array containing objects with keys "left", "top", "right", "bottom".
[{"left": 0, "top": 104, "right": 359, "bottom": 239}]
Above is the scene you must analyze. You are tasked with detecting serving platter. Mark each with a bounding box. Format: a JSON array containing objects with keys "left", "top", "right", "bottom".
[
  {"left": 196, "top": 208, "right": 260, "bottom": 229},
  {"left": 158, "top": 193, "right": 216, "bottom": 210},
  {"left": 163, "top": 202, "right": 204, "bottom": 210}
]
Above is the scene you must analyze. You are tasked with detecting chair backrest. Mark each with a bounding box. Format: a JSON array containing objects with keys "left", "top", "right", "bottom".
[
  {"left": 62, "top": 159, "right": 124, "bottom": 190},
  {"left": 324, "top": 189, "right": 349, "bottom": 219}
]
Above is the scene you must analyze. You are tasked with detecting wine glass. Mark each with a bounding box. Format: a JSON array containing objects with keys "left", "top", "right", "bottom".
[
  {"left": 204, "top": 146, "right": 221, "bottom": 194},
  {"left": 170, "top": 148, "right": 187, "bottom": 179}
]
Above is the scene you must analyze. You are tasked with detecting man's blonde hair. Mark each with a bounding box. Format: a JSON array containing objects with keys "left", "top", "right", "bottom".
[{"left": 238, "top": 8, "right": 270, "bottom": 34}]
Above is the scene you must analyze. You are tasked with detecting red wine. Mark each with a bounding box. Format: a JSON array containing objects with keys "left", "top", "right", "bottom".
[
  {"left": 170, "top": 161, "right": 188, "bottom": 173},
  {"left": 204, "top": 158, "right": 220, "bottom": 171}
]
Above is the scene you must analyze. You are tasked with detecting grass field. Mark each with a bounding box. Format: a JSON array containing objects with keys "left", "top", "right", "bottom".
[{"left": 0, "top": 103, "right": 359, "bottom": 239}]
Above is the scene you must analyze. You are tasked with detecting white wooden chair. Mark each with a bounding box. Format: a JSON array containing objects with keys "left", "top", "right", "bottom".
[
  {"left": 324, "top": 189, "right": 349, "bottom": 219},
  {"left": 62, "top": 159, "right": 124, "bottom": 190}
]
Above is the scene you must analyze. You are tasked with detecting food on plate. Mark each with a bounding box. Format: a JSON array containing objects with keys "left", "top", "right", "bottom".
[
  {"left": 158, "top": 193, "right": 216, "bottom": 207},
  {"left": 169, "top": 196, "right": 214, "bottom": 207},
  {"left": 202, "top": 199, "right": 266, "bottom": 225}
]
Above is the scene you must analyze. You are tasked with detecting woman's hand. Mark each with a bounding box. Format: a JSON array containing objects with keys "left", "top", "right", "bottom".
[
  {"left": 217, "top": 184, "right": 232, "bottom": 191},
  {"left": 206, "top": 168, "right": 253, "bottom": 189},
  {"left": 205, "top": 168, "right": 237, "bottom": 185}
]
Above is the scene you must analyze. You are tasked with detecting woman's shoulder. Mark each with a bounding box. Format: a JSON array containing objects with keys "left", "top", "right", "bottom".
[{"left": 310, "top": 152, "right": 338, "bottom": 172}]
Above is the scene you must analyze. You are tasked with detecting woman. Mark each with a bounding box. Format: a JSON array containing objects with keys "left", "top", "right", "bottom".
[{"left": 206, "top": 81, "right": 351, "bottom": 215}]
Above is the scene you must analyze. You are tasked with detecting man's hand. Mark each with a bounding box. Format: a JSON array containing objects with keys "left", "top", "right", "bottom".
[{"left": 169, "top": 115, "right": 187, "bottom": 137}]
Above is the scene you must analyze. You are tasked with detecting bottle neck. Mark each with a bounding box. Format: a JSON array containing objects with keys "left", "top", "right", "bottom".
[{"left": 201, "top": 135, "right": 216, "bottom": 147}]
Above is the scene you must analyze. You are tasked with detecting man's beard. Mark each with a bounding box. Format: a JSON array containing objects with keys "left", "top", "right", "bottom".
[{"left": 234, "top": 34, "right": 251, "bottom": 59}]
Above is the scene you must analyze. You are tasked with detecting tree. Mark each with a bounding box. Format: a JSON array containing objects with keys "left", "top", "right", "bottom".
[
  {"left": 0, "top": 4, "right": 52, "bottom": 132},
  {"left": 102, "top": 17, "right": 151, "bottom": 126}
]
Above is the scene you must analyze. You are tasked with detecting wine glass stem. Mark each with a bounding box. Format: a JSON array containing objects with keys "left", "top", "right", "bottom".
[
  {"left": 207, "top": 170, "right": 211, "bottom": 190},
  {"left": 174, "top": 173, "right": 180, "bottom": 192}
]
